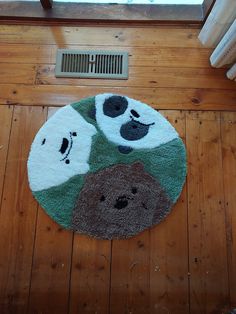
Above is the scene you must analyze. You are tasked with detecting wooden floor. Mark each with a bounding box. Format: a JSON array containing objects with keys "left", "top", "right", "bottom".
[{"left": 0, "top": 24, "right": 236, "bottom": 314}]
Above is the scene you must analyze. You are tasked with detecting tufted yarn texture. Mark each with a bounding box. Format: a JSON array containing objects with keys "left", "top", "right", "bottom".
[{"left": 28, "top": 94, "right": 187, "bottom": 239}]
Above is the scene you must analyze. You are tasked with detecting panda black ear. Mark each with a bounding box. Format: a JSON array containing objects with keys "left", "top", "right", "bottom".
[
  {"left": 103, "top": 96, "right": 128, "bottom": 118},
  {"left": 88, "top": 106, "right": 96, "bottom": 121}
]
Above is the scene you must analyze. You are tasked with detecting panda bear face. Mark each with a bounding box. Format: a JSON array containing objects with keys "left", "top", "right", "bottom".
[
  {"left": 95, "top": 93, "right": 178, "bottom": 150},
  {"left": 27, "top": 105, "right": 97, "bottom": 192}
]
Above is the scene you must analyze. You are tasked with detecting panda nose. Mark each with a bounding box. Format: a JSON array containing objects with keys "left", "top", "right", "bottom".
[{"left": 130, "top": 109, "right": 140, "bottom": 118}]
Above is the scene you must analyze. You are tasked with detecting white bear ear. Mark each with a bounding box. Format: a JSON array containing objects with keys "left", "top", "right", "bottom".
[
  {"left": 86, "top": 123, "right": 97, "bottom": 136},
  {"left": 78, "top": 122, "right": 97, "bottom": 138},
  {"left": 69, "top": 105, "right": 97, "bottom": 136}
]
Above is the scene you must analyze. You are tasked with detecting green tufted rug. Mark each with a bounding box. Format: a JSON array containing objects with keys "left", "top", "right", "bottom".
[{"left": 27, "top": 94, "right": 187, "bottom": 239}]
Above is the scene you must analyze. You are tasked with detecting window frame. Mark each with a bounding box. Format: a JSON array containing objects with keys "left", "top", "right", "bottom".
[{"left": 0, "top": 0, "right": 215, "bottom": 25}]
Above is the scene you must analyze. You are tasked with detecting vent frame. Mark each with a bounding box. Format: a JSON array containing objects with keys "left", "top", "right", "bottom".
[{"left": 55, "top": 49, "right": 129, "bottom": 79}]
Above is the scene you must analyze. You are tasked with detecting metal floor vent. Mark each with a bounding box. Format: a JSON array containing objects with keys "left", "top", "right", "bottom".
[{"left": 55, "top": 49, "right": 129, "bottom": 79}]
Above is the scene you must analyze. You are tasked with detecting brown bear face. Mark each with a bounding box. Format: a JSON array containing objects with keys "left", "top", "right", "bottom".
[{"left": 71, "top": 162, "right": 172, "bottom": 239}]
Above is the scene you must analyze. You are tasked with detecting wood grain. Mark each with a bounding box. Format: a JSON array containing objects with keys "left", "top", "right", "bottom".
[
  {"left": 0, "top": 63, "right": 36, "bottom": 84},
  {"left": 47, "top": 106, "right": 60, "bottom": 118},
  {"left": 1, "top": 84, "right": 236, "bottom": 111},
  {"left": 0, "top": 106, "right": 46, "bottom": 314},
  {"left": 186, "top": 111, "right": 229, "bottom": 313},
  {"left": 0, "top": 44, "right": 55, "bottom": 64},
  {"left": 36, "top": 64, "right": 236, "bottom": 90},
  {"left": 0, "top": 25, "right": 203, "bottom": 48},
  {"left": 149, "top": 111, "right": 189, "bottom": 314},
  {"left": 28, "top": 107, "right": 73, "bottom": 314},
  {"left": 221, "top": 112, "right": 236, "bottom": 308},
  {"left": 0, "top": 106, "right": 13, "bottom": 208},
  {"left": 110, "top": 232, "right": 150, "bottom": 314},
  {"left": 0, "top": 44, "right": 212, "bottom": 68},
  {"left": 28, "top": 214, "right": 73, "bottom": 314},
  {"left": 69, "top": 235, "right": 111, "bottom": 314}
]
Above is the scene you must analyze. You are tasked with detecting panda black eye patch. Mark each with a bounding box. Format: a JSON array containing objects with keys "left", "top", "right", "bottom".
[
  {"left": 120, "top": 120, "right": 150, "bottom": 141},
  {"left": 103, "top": 96, "right": 128, "bottom": 118}
]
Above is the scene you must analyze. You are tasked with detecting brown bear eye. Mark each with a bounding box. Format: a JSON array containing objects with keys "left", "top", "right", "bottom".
[
  {"left": 100, "top": 195, "right": 106, "bottom": 202},
  {"left": 131, "top": 187, "right": 137, "bottom": 194}
]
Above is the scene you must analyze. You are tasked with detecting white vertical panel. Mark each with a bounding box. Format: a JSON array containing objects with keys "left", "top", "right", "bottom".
[
  {"left": 198, "top": 0, "right": 236, "bottom": 48},
  {"left": 210, "top": 19, "right": 236, "bottom": 67}
]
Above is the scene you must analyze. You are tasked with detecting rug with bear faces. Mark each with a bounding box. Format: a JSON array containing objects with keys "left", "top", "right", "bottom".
[{"left": 27, "top": 94, "right": 187, "bottom": 239}]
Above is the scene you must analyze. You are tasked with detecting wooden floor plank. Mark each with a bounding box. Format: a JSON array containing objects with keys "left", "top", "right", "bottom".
[
  {"left": 0, "top": 44, "right": 212, "bottom": 68},
  {"left": 110, "top": 232, "right": 150, "bottom": 314},
  {"left": 149, "top": 110, "right": 189, "bottom": 314},
  {"left": 0, "top": 44, "right": 55, "bottom": 64},
  {"left": 28, "top": 107, "right": 74, "bottom": 314},
  {"left": 69, "top": 235, "right": 111, "bottom": 314},
  {"left": 1, "top": 84, "right": 236, "bottom": 111},
  {"left": 36, "top": 64, "right": 236, "bottom": 90},
  {"left": 47, "top": 106, "right": 60, "bottom": 119},
  {"left": 0, "top": 106, "right": 47, "bottom": 314},
  {"left": 186, "top": 111, "right": 229, "bottom": 314},
  {"left": 0, "top": 105, "right": 13, "bottom": 207},
  {"left": 0, "top": 25, "right": 203, "bottom": 48},
  {"left": 28, "top": 212, "right": 73, "bottom": 314},
  {"left": 0, "top": 63, "right": 36, "bottom": 84},
  {"left": 221, "top": 112, "right": 236, "bottom": 308}
]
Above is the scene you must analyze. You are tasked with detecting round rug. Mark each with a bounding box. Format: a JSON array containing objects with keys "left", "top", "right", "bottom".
[{"left": 27, "top": 94, "right": 187, "bottom": 239}]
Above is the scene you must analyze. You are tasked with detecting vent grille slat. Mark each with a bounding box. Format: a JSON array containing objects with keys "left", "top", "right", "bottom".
[
  {"left": 79, "top": 55, "right": 82, "bottom": 73},
  {"left": 67, "top": 54, "right": 70, "bottom": 72},
  {"left": 55, "top": 49, "right": 128, "bottom": 79},
  {"left": 105, "top": 55, "right": 108, "bottom": 74},
  {"left": 114, "top": 55, "right": 118, "bottom": 74},
  {"left": 116, "top": 55, "right": 119, "bottom": 74},
  {"left": 95, "top": 55, "right": 99, "bottom": 74},
  {"left": 74, "top": 54, "right": 77, "bottom": 72},
  {"left": 69, "top": 54, "right": 72, "bottom": 72},
  {"left": 85, "top": 54, "right": 89, "bottom": 73},
  {"left": 102, "top": 55, "right": 105, "bottom": 74},
  {"left": 110, "top": 55, "right": 113, "bottom": 74},
  {"left": 117, "top": 55, "right": 119, "bottom": 74}
]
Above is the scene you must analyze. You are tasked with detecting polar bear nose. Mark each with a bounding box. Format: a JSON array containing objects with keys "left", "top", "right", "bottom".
[
  {"left": 59, "top": 138, "right": 69, "bottom": 154},
  {"left": 103, "top": 95, "right": 128, "bottom": 118}
]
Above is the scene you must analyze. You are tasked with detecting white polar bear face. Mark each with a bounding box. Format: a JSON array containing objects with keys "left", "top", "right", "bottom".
[
  {"left": 95, "top": 94, "right": 178, "bottom": 150},
  {"left": 28, "top": 105, "right": 97, "bottom": 192}
]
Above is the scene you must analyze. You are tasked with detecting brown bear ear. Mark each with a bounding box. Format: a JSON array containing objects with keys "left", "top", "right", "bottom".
[
  {"left": 113, "top": 164, "right": 127, "bottom": 172},
  {"left": 131, "top": 162, "right": 144, "bottom": 172}
]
